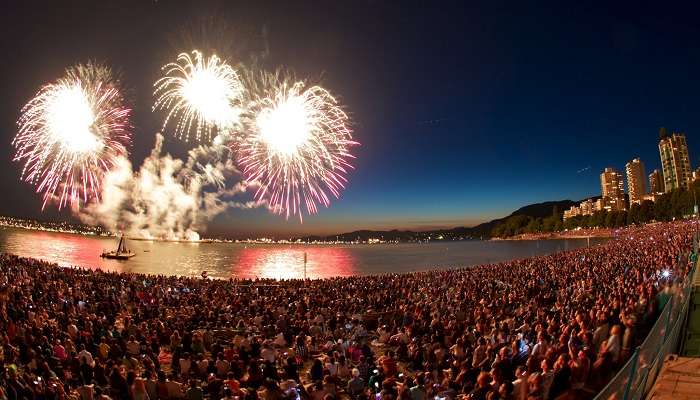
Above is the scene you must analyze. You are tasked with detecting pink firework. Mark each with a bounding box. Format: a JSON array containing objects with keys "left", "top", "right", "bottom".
[
  {"left": 236, "top": 75, "right": 357, "bottom": 221},
  {"left": 13, "top": 63, "right": 132, "bottom": 209}
]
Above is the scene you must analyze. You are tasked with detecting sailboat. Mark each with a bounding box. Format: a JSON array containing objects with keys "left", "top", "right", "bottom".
[{"left": 100, "top": 236, "right": 135, "bottom": 260}]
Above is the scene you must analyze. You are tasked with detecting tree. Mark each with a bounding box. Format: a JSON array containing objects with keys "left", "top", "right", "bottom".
[
  {"left": 492, "top": 215, "right": 531, "bottom": 238},
  {"left": 639, "top": 200, "right": 654, "bottom": 222},
  {"left": 692, "top": 180, "right": 700, "bottom": 215},
  {"left": 491, "top": 224, "right": 505, "bottom": 238},
  {"left": 581, "top": 215, "right": 592, "bottom": 228},
  {"left": 614, "top": 211, "right": 627, "bottom": 227},
  {"left": 604, "top": 211, "right": 615, "bottom": 228},
  {"left": 553, "top": 218, "right": 563, "bottom": 231},
  {"left": 654, "top": 194, "right": 672, "bottom": 221},
  {"left": 590, "top": 210, "right": 607, "bottom": 228},
  {"left": 671, "top": 189, "right": 692, "bottom": 218},
  {"left": 526, "top": 217, "right": 543, "bottom": 233},
  {"left": 627, "top": 203, "right": 640, "bottom": 225},
  {"left": 542, "top": 215, "right": 561, "bottom": 232},
  {"left": 563, "top": 216, "right": 581, "bottom": 230}
]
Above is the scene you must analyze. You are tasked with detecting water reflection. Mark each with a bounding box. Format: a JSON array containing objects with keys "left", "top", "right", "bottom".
[
  {"left": 234, "top": 247, "right": 356, "bottom": 279},
  {"left": 0, "top": 227, "right": 606, "bottom": 278},
  {"left": 3, "top": 229, "right": 122, "bottom": 272}
]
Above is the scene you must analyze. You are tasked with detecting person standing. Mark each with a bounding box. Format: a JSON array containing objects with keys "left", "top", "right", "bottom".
[
  {"left": 186, "top": 380, "right": 203, "bottom": 400},
  {"left": 347, "top": 369, "right": 365, "bottom": 399}
]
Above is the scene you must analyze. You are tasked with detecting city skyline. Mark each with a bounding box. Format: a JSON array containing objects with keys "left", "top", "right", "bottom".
[
  {"left": 2, "top": 2, "right": 700, "bottom": 237},
  {"left": 564, "top": 130, "right": 696, "bottom": 220}
]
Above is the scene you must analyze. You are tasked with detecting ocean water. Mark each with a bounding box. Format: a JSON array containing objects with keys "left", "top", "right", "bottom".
[{"left": 0, "top": 226, "right": 607, "bottom": 279}]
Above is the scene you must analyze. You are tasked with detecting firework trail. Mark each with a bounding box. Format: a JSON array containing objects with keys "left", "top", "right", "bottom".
[
  {"left": 154, "top": 50, "right": 245, "bottom": 142},
  {"left": 236, "top": 71, "right": 357, "bottom": 221},
  {"left": 13, "top": 63, "right": 132, "bottom": 209}
]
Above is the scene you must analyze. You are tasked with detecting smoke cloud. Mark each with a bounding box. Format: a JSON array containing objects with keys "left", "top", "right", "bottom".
[{"left": 77, "top": 133, "right": 262, "bottom": 240}]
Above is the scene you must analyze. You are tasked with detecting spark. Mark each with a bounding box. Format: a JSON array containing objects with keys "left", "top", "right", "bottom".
[
  {"left": 153, "top": 50, "right": 244, "bottom": 142},
  {"left": 196, "top": 162, "right": 226, "bottom": 188},
  {"left": 236, "top": 73, "right": 358, "bottom": 221},
  {"left": 13, "top": 63, "right": 132, "bottom": 209}
]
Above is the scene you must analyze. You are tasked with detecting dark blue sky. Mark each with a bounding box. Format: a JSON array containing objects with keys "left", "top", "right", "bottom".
[{"left": 1, "top": 1, "right": 699, "bottom": 236}]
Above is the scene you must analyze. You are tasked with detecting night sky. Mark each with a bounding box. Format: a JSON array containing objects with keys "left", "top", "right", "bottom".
[{"left": 1, "top": 1, "right": 700, "bottom": 237}]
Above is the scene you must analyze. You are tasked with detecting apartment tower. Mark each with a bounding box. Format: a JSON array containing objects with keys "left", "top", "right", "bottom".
[
  {"left": 649, "top": 169, "right": 664, "bottom": 194},
  {"left": 600, "top": 167, "right": 626, "bottom": 211},
  {"left": 658, "top": 128, "right": 691, "bottom": 192},
  {"left": 625, "top": 158, "right": 646, "bottom": 205}
]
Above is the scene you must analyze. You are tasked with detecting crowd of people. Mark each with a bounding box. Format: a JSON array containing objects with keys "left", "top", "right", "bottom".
[
  {"left": 0, "top": 221, "right": 696, "bottom": 400},
  {"left": 508, "top": 228, "right": 613, "bottom": 241}
]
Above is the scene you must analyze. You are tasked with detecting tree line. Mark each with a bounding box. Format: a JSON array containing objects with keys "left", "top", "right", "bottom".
[{"left": 491, "top": 180, "right": 700, "bottom": 238}]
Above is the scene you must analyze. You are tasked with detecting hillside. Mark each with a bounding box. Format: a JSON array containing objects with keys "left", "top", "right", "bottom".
[{"left": 296, "top": 199, "right": 578, "bottom": 242}]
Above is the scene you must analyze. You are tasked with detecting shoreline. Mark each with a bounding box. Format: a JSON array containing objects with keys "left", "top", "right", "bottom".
[
  {"left": 493, "top": 234, "right": 613, "bottom": 241},
  {"left": 0, "top": 222, "right": 613, "bottom": 245},
  {"left": 493, "top": 230, "right": 614, "bottom": 241}
]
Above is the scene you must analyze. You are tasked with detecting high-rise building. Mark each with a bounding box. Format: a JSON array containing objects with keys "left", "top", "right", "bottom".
[
  {"left": 625, "top": 158, "right": 646, "bottom": 205},
  {"left": 658, "top": 129, "right": 692, "bottom": 192},
  {"left": 579, "top": 199, "right": 595, "bottom": 215},
  {"left": 649, "top": 169, "right": 664, "bottom": 194},
  {"left": 594, "top": 198, "right": 605, "bottom": 211},
  {"left": 563, "top": 206, "right": 581, "bottom": 220},
  {"left": 693, "top": 167, "right": 700, "bottom": 182},
  {"left": 563, "top": 198, "right": 600, "bottom": 220},
  {"left": 600, "top": 167, "right": 626, "bottom": 211}
]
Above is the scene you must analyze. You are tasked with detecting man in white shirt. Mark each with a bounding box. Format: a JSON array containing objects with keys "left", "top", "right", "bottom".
[
  {"left": 512, "top": 366, "right": 528, "bottom": 400},
  {"left": 531, "top": 332, "right": 549, "bottom": 361},
  {"left": 78, "top": 345, "right": 95, "bottom": 367},
  {"left": 261, "top": 343, "right": 277, "bottom": 364}
]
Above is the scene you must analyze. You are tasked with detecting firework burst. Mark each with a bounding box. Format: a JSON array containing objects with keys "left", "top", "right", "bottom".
[
  {"left": 154, "top": 50, "right": 244, "bottom": 142},
  {"left": 236, "top": 73, "right": 357, "bottom": 221},
  {"left": 13, "top": 63, "right": 132, "bottom": 209}
]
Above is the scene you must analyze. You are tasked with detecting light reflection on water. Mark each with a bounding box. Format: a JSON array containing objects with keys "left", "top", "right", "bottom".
[
  {"left": 235, "top": 247, "right": 355, "bottom": 279},
  {"left": 0, "top": 227, "right": 607, "bottom": 279}
]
